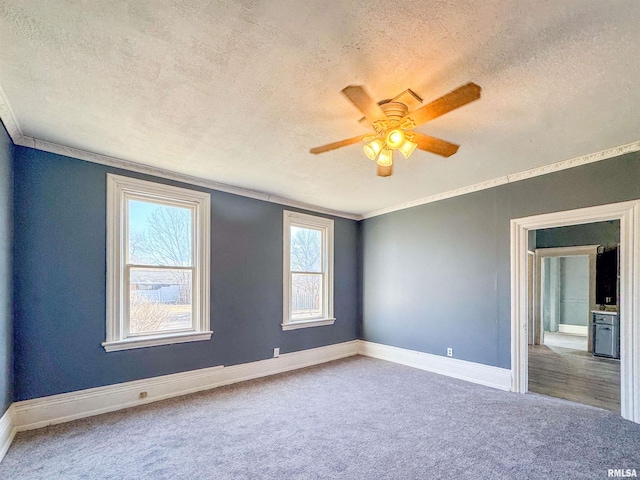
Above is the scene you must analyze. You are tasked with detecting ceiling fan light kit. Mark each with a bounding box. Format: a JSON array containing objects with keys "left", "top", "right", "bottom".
[
  {"left": 310, "top": 82, "right": 482, "bottom": 177},
  {"left": 385, "top": 129, "right": 405, "bottom": 149},
  {"left": 398, "top": 138, "right": 418, "bottom": 159},
  {"left": 363, "top": 138, "right": 384, "bottom": 160},
  {"left": 377, "top": 148, "right": 393, "bottom": 167}
]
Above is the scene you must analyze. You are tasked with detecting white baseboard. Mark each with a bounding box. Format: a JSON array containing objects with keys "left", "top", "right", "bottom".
[
  {"left": 358, "top": 341, "right": 512, "bottom": 391},
  {"left": 12, "top": 340, "right": 359, "bottom": 433},
  {"left": 2, "top": 339, "right": 512, "bottom": 463},
  {"left": 558, "top": 324, "right": 588, "bottom": 336},
  {"left": 0, "top": 405, "right": 16, "bottom": 463}
]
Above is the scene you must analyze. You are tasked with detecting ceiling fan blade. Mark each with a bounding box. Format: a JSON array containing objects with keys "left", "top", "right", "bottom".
[
  {"left": 341, "top": 86, "right": 387, "bottom": 124},
  {"left": 402, "top": 82, "right": 481, "bottom": 127},
  {"left": 411, "top": 132, "right": 460, "bottom": 157},
  {"left": 377, "top": 164, "right": 393, "bottom": 177},
  {"left": 309, "top": 135, "right": 365, "bottom": 154}
]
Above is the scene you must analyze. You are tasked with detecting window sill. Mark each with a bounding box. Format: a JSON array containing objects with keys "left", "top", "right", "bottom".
[
  {"left": 281, "top": 318, "right": 336, "bottom": 331},
  {"left": 102, "top": 331, "right": 213, "bottom": 352}
]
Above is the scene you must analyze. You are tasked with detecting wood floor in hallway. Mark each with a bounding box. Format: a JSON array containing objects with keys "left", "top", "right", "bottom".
[{"left": 528, "top": 344, "right": 620, "bottom": 412}]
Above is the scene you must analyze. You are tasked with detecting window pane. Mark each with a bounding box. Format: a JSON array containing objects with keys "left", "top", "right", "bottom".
[
  {"left": 129, "top": 268, "right": 193, "bottom": 333},
  {"left": 291, "top": 273, "right": 322, "bottom": 319},
  {"left": 128, "top": 199, "right": 192, "bottom": 266},
  {"left": 290, "top": 226, "right": 322, "bottom": 272}
]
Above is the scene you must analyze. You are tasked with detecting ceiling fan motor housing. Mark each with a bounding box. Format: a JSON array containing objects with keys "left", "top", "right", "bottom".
[{"left": 379, "top": 101, "right": 408, "bottom": 127}]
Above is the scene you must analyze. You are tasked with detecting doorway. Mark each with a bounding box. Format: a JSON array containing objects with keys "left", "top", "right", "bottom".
[
  {"left": 537, "top": 246, "right": 597, "bottom": 352},
  {"left": 529, "top": 244, "right": 619, "bottom": 410},
  {"left": 510, "top": 200, "right": 640, "bottom": 423}
]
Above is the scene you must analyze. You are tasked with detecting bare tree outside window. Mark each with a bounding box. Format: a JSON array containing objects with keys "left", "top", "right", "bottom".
[
  {"left": 131, "top": 206, "right": 192, "bottom": 304},
  {"left": 128, "top": 200, "right": 193, "bottom": 332},
  {"left": 291, "top": 226, "right": 323, "bottom": 318},
  {"left": 133, "top": 207, "right": 191, "bottom": 266}
]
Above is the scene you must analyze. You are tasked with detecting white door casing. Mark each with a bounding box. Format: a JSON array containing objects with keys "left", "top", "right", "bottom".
[{"left": 510, "top": 200, "right": 640, "bottom": 423}]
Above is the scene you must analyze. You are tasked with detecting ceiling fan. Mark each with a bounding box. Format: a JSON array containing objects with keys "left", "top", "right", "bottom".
[{"left": 310, "top": 82, "right": 481, "bottom": 177}]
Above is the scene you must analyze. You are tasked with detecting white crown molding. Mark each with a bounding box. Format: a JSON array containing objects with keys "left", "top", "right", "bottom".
[
  {"left": 0, "top": 405, "right": 16, "bottom": 464},
  {"left": 19, "top": 136, "right": 640, "bottom": 223},
  {"left": 0, "top": 88, "right": 358, "bottom": 220},
  {"left": 0, "top": 85, "right": 26, "bottom": 146},
  {"left": 26, "top": 138, "right": 360, "bottom": 220},
  {"left": 361, "top": 141, "right": 640, "bottom": 219},
  {"left": 362, "top": 177, "right": 511, "bottom": 219},
  {"left": 2, "top": 82, "right": 639, "bottom": 222},
  {"left": 504, "top": 142, "right": 640, "bottom": 183},
  {"left": 357, "top": 340, "right": 512, "bottom": 391}
]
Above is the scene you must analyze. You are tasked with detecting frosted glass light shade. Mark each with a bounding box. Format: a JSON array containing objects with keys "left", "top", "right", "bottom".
[
  {"left": 398, "top": 139, "right": 418, "bottom": 159},
  {"left": 386, "top": 129, "right": 405, "bottom": 149},
  {"left": 363, "top": 139, "right": 384, "bottom": 160},
  {"left": 376, "top": 148, "right": 393, "bottom": 167}
]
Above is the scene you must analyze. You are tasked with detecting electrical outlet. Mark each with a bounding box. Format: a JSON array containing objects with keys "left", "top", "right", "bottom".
[
  {"left": 447, "top": 348, "right": 453, "bottom": 357},
  {"left": 139, "top": 391, "right": 148, "bottom": 399},
  {"left": 274, "top": 347, "right": 280, "bottom": 358}
]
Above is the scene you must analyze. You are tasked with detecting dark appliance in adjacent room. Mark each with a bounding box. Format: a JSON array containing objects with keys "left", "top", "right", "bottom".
[{"left": 596, "top": 245, "right": 618, "bottom": 306}]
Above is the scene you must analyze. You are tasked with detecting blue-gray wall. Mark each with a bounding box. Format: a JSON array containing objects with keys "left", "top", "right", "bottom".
[
  {"left": 536, "top": 220, "right": 619, "bottom": 249},
  {"left": 0, "top": 122, "right": 13, "bottom": 414},
  {"left": 362, "top": 151, "right": 640, "bottom": 369},
  {"left": 13, "top": 147, "right": 359, "bottom": 401},
  {"left": 9, "top": 138, "right": 640, "bottom": 399}
]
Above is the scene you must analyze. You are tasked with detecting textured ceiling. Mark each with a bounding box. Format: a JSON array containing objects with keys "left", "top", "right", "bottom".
[{"left": 1, "top": 1, "right": 639, "bottom": 215}]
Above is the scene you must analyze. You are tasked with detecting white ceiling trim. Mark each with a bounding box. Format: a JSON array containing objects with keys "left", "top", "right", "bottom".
[
  {"left": 0, "top": 88, "right": 358, "bottom": 220},
  {"left": 26, "top": 136, "right": 361, "bottom": 220},
  {"left": 360, "top": 140, "right": 640, "bottom": 220},
  {"left": 2, "top": 87, "right": 639, "bottom": 222},
  {"left": 0, "top": 84, "right": 25, "bottom": 145}
]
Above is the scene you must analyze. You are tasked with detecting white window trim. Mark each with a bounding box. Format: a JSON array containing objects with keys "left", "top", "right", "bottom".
[
  {"left": 282, "top": 210, "right": 335, "bottom": 331},
  {"left": 103, "top": 174, "right": 212, "bottom": 352}
]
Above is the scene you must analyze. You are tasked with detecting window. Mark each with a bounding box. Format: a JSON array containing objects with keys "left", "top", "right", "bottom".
[
  {"left": 282, "top": 211, "right": 334, "bottom": 330},
  {"left": 103, "top": 174, "right": 211, "bottom": 351}
]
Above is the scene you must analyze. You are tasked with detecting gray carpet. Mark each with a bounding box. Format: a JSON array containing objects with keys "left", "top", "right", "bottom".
[{"left": 1, "top": 356, "right": 639, "bottom": 479}]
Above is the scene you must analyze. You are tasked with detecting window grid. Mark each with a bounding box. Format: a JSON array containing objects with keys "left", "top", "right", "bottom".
[
  {"left": 104, "top": 174, "right": 211, "bottom": 352},
  {"left": 282, "top": 211, "right": 334, "bottom": 330}
]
